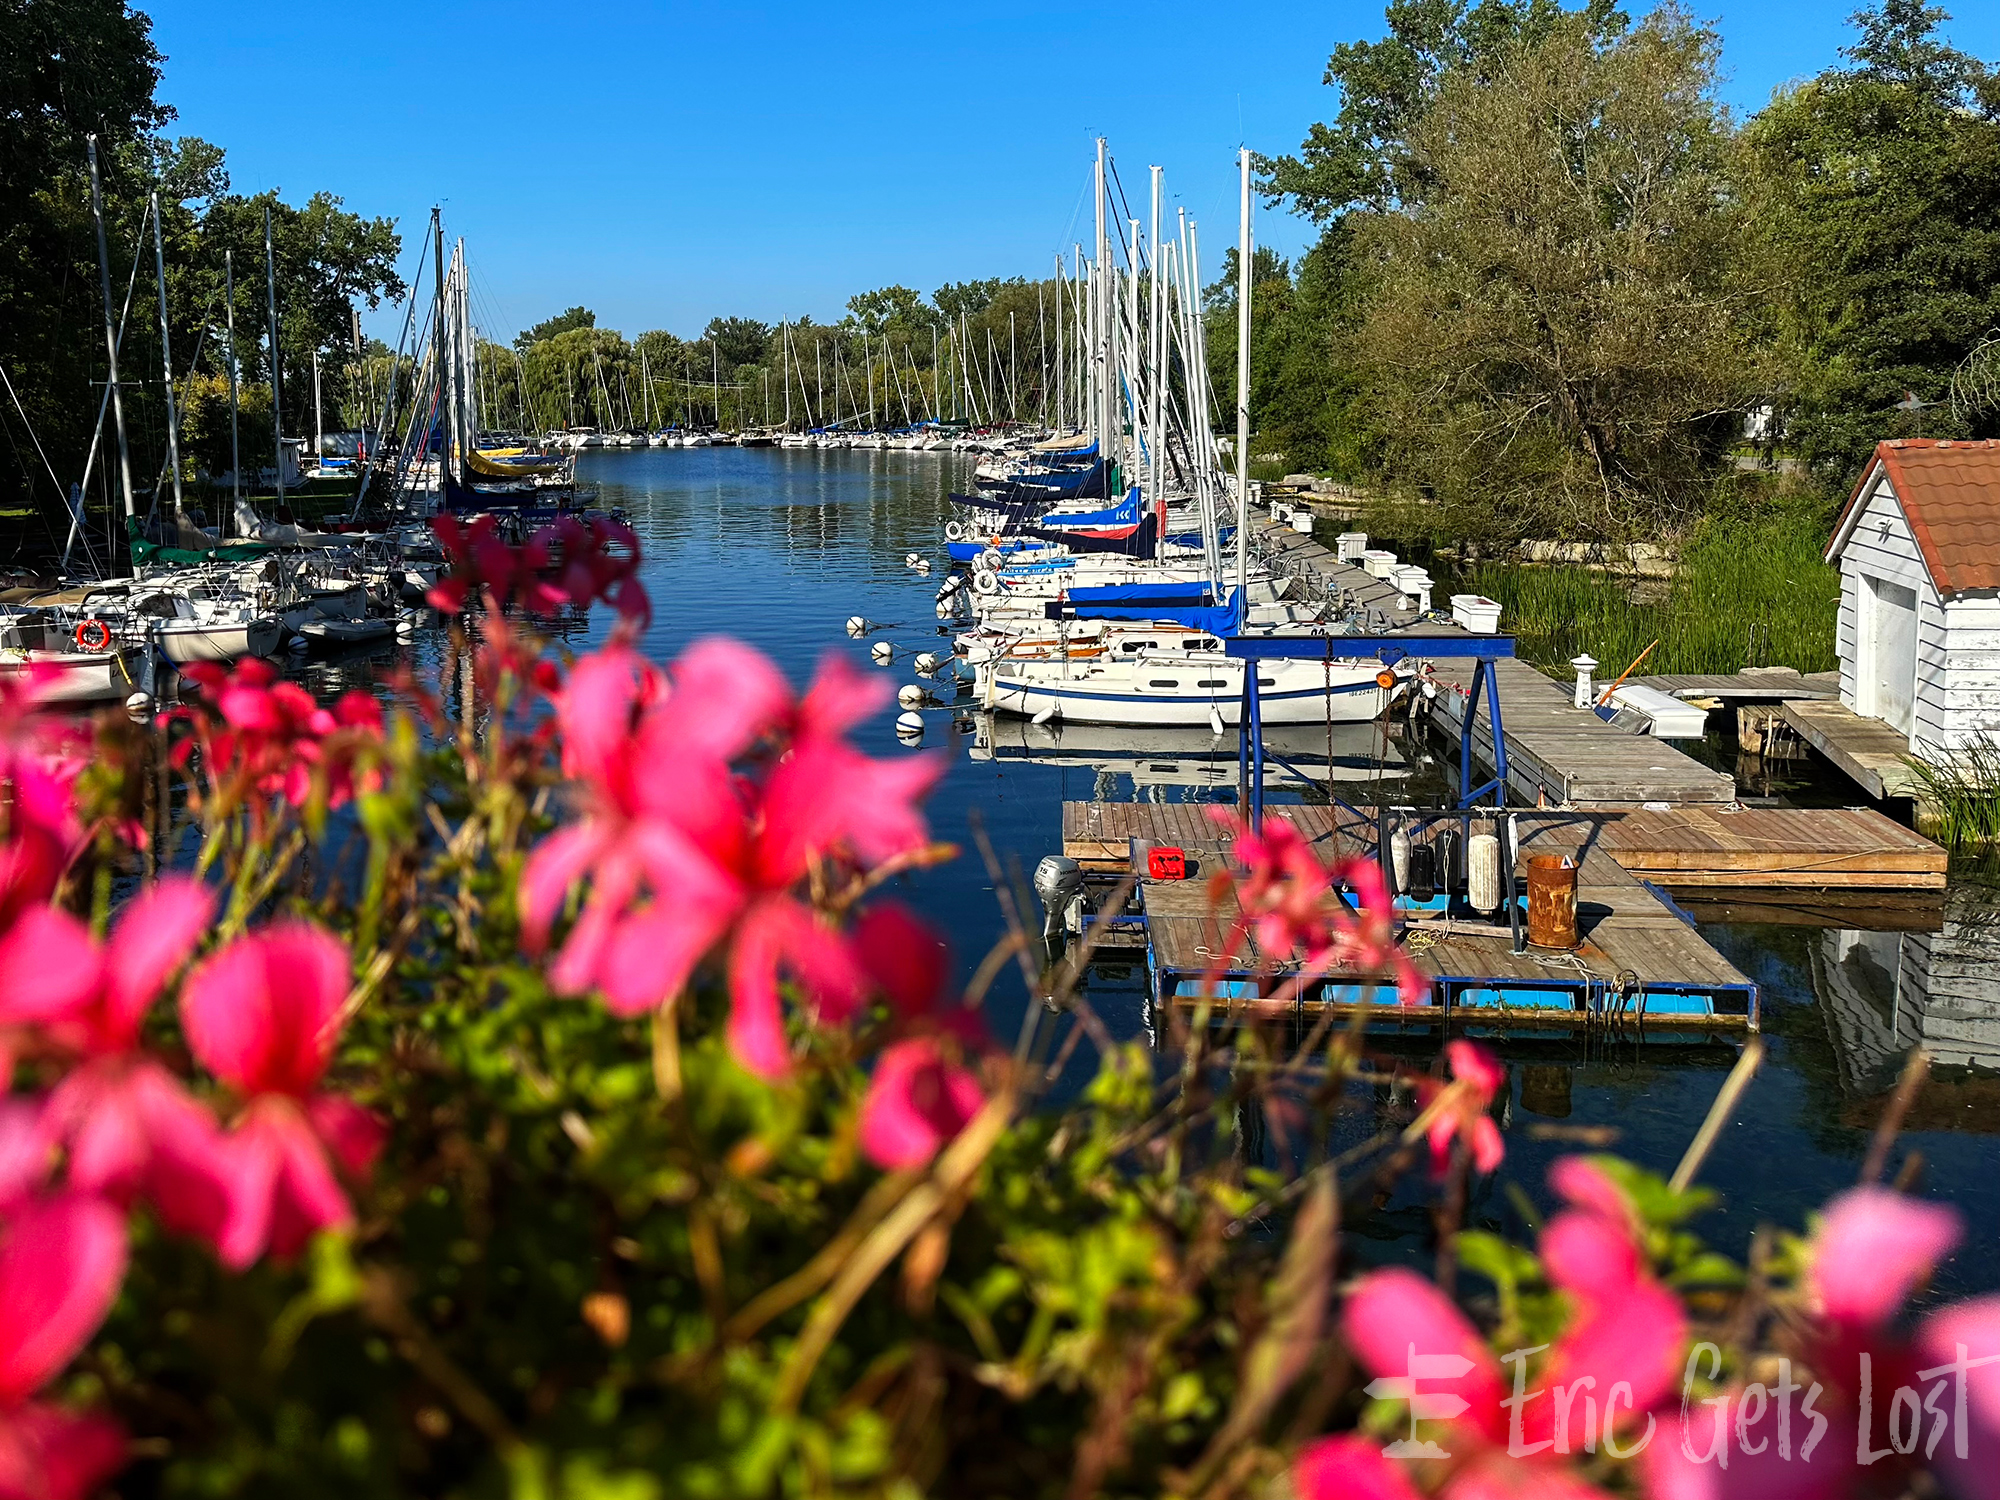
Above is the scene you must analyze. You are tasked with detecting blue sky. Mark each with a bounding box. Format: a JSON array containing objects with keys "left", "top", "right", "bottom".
[{"left": 149, "top": 1, "right": 2000, "bottom": 343}]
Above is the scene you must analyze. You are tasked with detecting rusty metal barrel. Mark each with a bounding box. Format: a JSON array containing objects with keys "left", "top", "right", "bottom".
[{"left": 1525, "top": 853, "right": 1579, "bottom": 950}]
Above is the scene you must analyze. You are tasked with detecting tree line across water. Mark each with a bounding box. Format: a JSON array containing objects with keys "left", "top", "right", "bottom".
[{"left": 6, "top": 0, "right": 1998, "bottom": 557}]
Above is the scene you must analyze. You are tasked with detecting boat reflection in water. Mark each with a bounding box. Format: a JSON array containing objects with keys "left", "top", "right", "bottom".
[
  {"left": 1813, "top": 884, "right": 2000, "bottom": 1118},
  {"left": 964, "top": 712, "right": 1411, "bottom": 800}
]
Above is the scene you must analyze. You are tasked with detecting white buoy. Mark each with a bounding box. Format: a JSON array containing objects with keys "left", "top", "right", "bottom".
[
  {"left": 1208, "top": 704, "right": 1225, "bottom": 737},
  {"left": 935, "top": 603, "right": 952, "bottom": 619},
  {"left": 915, "top": 558, "right": 931, "bottom": 573},
  {"left": 870, "top": 641, "right": 894, "bottom": 664},
  {"left": 1031, "top": 701, "right": 1059, "bottom": 726},
  {"left": 897, "top": 684, "right": 926, "bottom": 708},
  {"left": 895, "top": 710, "right": 924, "bottom": 737},
  {"left": 288, "top": 635, "right": 309, "bottom": 653},
  {"left": 125, "top": 691, "right": 153, "bottom": 715},
  {"left": 905, "top": 552, "right": 920, "bottom": 568},
  {"left": 913, "top": 652, "right": 940, "bottom": 677},
  {"left": 845, "top": 615, "right": 868, "bottom": 638}
]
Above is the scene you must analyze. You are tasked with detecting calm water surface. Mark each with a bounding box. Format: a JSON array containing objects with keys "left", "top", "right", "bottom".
[{"left": 314, "top": 447, "right": 2000, "bottom": 1294}]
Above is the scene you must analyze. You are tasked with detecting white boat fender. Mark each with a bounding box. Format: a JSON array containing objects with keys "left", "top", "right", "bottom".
[
  {"left": 288, "top": 635, "right": 310, "bottom": 653},
  {"left": 1389, "top": 828, "right": 1412, "bottom": 894},
  {"left": 979, "top": 547, "right": 1004, "bottom": 571},
  {"left": 869, "top": 641, "right": 894, "bottom": 664},
  {"left": 1031, "top": 700, "right": 1060, "bottom": 726},
  {"left": 844, "top": 615, "right": 869, "bottom": 638},
  {"left": 125, "top": 691, "right": 153, "bottom": 716},
  {"left": 935, "top": 602, "right": 953, "bottom": 619},
  {"left": 1467, "top": 834, "right": 1502, "bottom": 914},
  {"left": 895, "top": 710, "right": 925, "bottom": 738},
  {"left": 897, "top": 684, "right": 926, "bottom": 708},
  {"left": 944, "top": 520, "right": 967, "bottom": 542},
  {"left": 972, "top": 569, "right": 1000, "bottom": 595},
  {"left": 1208, "top": 704, "right": 1225, "bottom": 737},
  {"left": 913, "top": 652, "right": 940, "bottom": 676}
]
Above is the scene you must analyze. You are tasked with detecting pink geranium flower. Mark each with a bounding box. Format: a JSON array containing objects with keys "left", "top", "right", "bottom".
[
  {"left": 173, "top": 659, "right": 383, "bottom": 812},
  {"left": 1305, "top": 1159, "right": 1683, "bottom": 1500},
  {"left": 0, "top": 879, "right": 233, "bottom": 1243},
  {"left": 519, "top": 640, "right": 942, "bottom": 1079},
  {"left": 1209, "top": 811, "right": 1427, "bottom": 1006},
  {"left": 428, "top": 513, "right": 649, "bottom": 624},
  {"left": 0, "top": 1194, "right": 129, "bottom": 1500},
  {"left": 856, "top": 1034, "right": 986, "bottom": 1171},
  {"left": 1644, "top": 1185, "right": 2000, "bottom": 1500},
  {"left": 1417, "top": 1040, "right": 1506, "bottom": 1176},
  {"left": 179, "top": 923, "right": 384, "bottom": 1267}
]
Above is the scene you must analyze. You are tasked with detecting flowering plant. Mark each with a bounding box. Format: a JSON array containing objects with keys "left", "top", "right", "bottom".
[{"left": 0, "top": 532, "right": 1992, "bottom": 1500}]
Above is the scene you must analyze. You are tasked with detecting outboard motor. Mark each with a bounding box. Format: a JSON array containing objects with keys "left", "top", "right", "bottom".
[{"left": 1033, "top": 854, "right": 1085, "bottom": 940}]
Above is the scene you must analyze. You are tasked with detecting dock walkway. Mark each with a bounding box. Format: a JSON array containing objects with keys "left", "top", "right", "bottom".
[
  {"left": 1630, "top": 667, "right": 1841, "bottom": 702},
  {"left": 1059, "top": 802, "right": 1945, "bottom": 891}
]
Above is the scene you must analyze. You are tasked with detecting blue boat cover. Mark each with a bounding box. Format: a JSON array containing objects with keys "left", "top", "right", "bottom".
[{"left": 1066, "top": 587, "right": 1245, "bottom": 635}]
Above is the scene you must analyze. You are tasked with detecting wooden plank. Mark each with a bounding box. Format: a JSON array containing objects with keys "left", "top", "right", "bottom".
[{"left": 1778, "top": 699, "right": 1922, "bottom": 801}]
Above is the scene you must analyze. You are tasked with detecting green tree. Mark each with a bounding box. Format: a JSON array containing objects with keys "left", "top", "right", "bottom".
[
  {"left": 514, "top": 305, "right": 595, "bottom": 349},
  {"left": 1358, "top": 5, "right": 1764, "bottom": 542},
  {"left": 1744, "top": 0, "right": 2000, "bottom": 482}
]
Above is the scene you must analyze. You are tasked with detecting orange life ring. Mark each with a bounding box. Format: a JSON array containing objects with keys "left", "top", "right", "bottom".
[{"left": 74, "top": 618, "right": 112, "bottom": 653}]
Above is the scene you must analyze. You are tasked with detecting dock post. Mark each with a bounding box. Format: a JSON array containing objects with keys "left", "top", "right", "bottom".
[
  {"left": 1248, "top": 669, "right": 1266, "bottom": 830},
  {"left": 1457, "top": 657, "right": 1509, "bottom": 807},
  {"left": 1236, "top": 670, "right": 1251, "bottom": 814}
]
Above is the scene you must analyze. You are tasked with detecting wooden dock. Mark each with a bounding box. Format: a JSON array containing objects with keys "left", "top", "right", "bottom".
[
  {"left": 1777, "top": 699, "right": 1923, "bottom": 801},
  {"left": 1060, "top": 802, "right": 1946, "bottom": 891},
  {"left": 1062, "top": 803, "right": 1756, "bottom": 1033},
  {"left": 1422, "top": 657, "right": 1738, "bottom": 805}
]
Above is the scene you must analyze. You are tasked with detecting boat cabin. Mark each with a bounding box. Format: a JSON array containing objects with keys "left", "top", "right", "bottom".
[{"left": 1826, "top": 438, "right": 2000, "bottom": 754}]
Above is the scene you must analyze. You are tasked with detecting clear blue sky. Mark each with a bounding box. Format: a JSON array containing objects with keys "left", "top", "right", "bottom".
[{"left": 149, "top": 0, "right": 2000, "bottom": 343}]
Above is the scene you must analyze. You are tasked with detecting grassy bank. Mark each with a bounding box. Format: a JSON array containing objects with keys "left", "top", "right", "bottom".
[{"left": 1429, "top": 510, "right": 1840, "bottom": 678}]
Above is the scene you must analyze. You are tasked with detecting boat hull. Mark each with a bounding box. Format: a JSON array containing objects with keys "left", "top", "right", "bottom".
[
  {"left": 983, "top": 658, "right": 1390, "bottom": 726},
  {"left": 156, "top": 617, "right": 284, "bottom": 664}
]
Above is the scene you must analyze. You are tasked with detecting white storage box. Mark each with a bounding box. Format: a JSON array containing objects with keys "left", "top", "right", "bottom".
[
  {"left": 1451, "top": 594, "right": 1502, "bottom": 633},
  {"left": 1363, "top": 549, "right": 1399, "bottom": 577},
  {"left": 1392, "top": 565, "right": 1431, "bottom": 596},
  {"left": 1291, "top": 511, "right": 1313, "bottom": 534},
  {"left": 1609, "top": 684, "right": 1708, "bottom": 740},
  {"left": 1336, "top": 531, "right": 1368, "bottom": 562}
]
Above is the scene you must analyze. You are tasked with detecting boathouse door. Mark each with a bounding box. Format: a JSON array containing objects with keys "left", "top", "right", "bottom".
[{"left": 1863, "top": 575, "right": 1918, "bottom": 737}]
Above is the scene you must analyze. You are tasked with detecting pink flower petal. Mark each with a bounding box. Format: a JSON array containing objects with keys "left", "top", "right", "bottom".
[
  {"left": 1342, "top": 1267, "right": 1507, "bottom": 1444},
  {"left": 1293, "top": 1435, "right": 1422, "bottom": 1500},
  {"left": 102, "top": 876, "right": 215, "bottom": 1044},
  {"left": 796, "top": 650, "right": 889, "bottom": 741},
  {"left": 517, "top": 823, "right": 610, "bottom": 954},
  {"left": 1447, "top": 1039, "right": 1503, "bottom": 1098},
  {"left": 1810, "top": 1187, "right": 1961, "bottom": 1330},
  {"left": 181, "top": 922, "right": 352, "bottom": 1098},
  {"left": 306, "top": 1093, "right": 386, "bottom": 1181},
  {"left": 662, "top": 637, "right": 793, "bottom": 762},
  {"left": 854, "top": 902, "right": 949, "bottom": 1018},
  {"left": 0, "top": 1195, "right": 127, "bottom": 1405},
  {"left": 857, "top": 1037, "right": 984, "bottom": 1170},
  {"left": 0, "top": 907, "right": 101, "bottom": 1026},
  {"left": 0, "top": 1401, "right": 126, "bottom": 1500}
]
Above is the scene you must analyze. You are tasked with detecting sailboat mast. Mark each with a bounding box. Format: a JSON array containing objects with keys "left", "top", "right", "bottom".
[
  {"left": 225, "top": 250, "right": 240, "bottom": 531},
  {"left": 1148, "top": 165, "right": 1164, "bottom": 511},
  {"left": 87, "top": 136, "right": 135, "bottom": 520},
  {"left": 782, "top": 323, "right": 792, "bottom": 430},
  {"left": 150, "top": 191, "right": 186, "bottom": 521},
  {"left": 1235, "top": 148, "right": 1251, "bottom": 602},
  {"left": 1093, "top": 138, "right": 1107, "bottom": 453},
  {"left": 431, "top": 208, "right": 446, "bottom": 496}
]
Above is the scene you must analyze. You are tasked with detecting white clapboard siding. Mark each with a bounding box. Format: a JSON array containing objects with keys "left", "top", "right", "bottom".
[{"left": 1833, "top": 473, "right": 2000, "bottom": 755}]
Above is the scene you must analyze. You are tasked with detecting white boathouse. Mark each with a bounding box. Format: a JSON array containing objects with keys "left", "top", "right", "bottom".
[{"left": 1825, "top": 439, "right": 2000, "bottom": 756}]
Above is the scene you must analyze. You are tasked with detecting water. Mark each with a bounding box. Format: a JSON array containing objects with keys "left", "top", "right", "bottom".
[{"left": 333, "top": 446, "right": 2000, "bottom": 1292}]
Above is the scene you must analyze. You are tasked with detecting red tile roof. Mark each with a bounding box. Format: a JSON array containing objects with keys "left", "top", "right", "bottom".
[{"left": 1829, "top": 439, "right": 2000, "bottom": 600}]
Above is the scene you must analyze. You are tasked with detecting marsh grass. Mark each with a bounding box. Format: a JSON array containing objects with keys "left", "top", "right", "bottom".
[
  {"left": 1431, "top": 510, "right": 1840, "bottom": 678},
  {"left": 1906, "top": 739, "right": 2000, "bottom": 846}
]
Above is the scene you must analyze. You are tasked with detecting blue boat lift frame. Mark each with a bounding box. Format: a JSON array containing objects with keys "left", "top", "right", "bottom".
[{"left": 1226, "top": 632, "right": 1517, "bottom": 830}]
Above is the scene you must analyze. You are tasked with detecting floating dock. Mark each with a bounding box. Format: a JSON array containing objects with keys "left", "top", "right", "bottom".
[
  {"left": 1062, "top": 802, "right": 1757, "bottom": 1036},
  {"left": 1776, "top": 699, "right": 1925, "bottom": 801}
]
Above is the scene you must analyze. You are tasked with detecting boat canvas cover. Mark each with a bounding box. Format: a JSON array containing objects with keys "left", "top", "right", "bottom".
[
  {"left": 1018, "top": 511, "right": 1159, "bottom": 557},
  {"left": 1045, "top": 581, "right": 1216, "bottom": 617},
  {"left": 1063, "top": 586, "right": 1245, "bottom": 635},
  {"left": 1034, "top": 434, "right": 1097, "bottom": 456}
]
